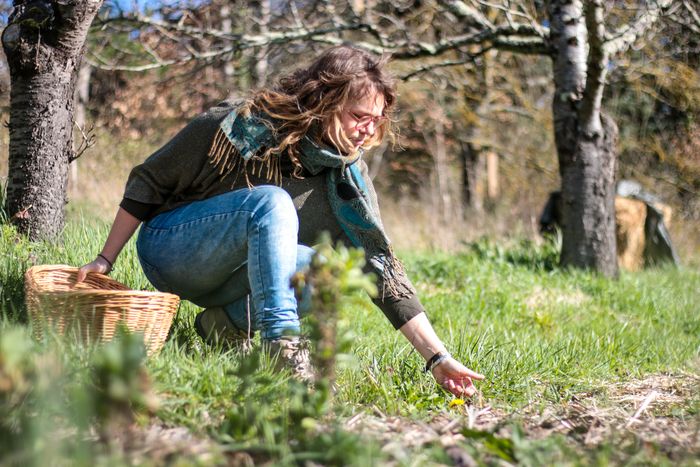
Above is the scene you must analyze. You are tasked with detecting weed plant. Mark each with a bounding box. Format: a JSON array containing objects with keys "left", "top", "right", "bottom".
[{"left": 1, "top": 218, "right": 699, "bottom": 465}]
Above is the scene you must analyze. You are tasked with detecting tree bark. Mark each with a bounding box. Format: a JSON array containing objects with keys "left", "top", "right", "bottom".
[
  {"left": 2, "top": 0, "right": 103, "bottom": 240},
  {"left": 548, "top": 0, "right": 619, "bottom": 277}
]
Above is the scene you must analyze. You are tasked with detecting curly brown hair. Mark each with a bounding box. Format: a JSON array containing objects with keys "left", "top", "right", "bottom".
[{"left": 240, "top": 45, "right": 396, "bottom": 177}]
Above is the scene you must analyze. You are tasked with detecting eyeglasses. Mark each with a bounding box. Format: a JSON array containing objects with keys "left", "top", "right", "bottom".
[{"left": 348, "top": 110, "right": 387, "bottom": 129}]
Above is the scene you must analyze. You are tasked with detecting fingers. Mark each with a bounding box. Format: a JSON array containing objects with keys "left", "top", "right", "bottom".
[
  {"left": 437, "top": 358, "right": 485, "bottom": 381},
  {"left": 465, "top": 369, "right": 485, "bottom": 380},
  {"left": 450, "top": 360, "right": 485, "bottom": 381},
  {"left": 438, "top": 371, "right": 478, "bottom": 397},
  {"left": 443, "top": 378, "right": 477, "bottom": 397},
  {"left": 76, "top": 259, "right": 107, "bottom": 283}
]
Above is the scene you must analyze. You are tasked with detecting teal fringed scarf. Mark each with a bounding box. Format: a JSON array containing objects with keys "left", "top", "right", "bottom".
[{"left": 208, "top": 107, "right": 414, "bottom": 299}]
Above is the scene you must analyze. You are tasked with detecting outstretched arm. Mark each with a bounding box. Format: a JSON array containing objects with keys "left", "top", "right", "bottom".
[
  {"left": 77, "top": 208, "right": 142, "bottom": 282},
  {"left": 399, "top": 312, "right": 484, "bottom": 397}
]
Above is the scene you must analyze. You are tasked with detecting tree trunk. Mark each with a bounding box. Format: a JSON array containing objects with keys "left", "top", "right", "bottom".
[
  {"left": 459, "top": 50, "right": 493, "bottom": 214},
  {"left": 459, "top": 141, "right": 482, "bottom": 212},
  {"left": 558, "top": 113, "right": 618, "bottom": 275},
  {"left": 71, "top": 61, "right": 92, "bottom": 195},
  {"left": 73, "top": 62, "right": 92, "bottom": 133},
  {"left": 2, "top": 0, "right": 103, "bottom": 240},
  {"left": 253, "top": 0, "right": 271, "bottom": 89},
  {"left": 548, "top": 0, "right": 619, "bottom": 277},
  {"left": 433, "top": 116, "right": 452, "bottom": 223},
  {"left": 220, "top": 4, "right": 235, "bottom": 86},
  {"left": 486, "top": 151, "right": 498, "bottom": 201}
]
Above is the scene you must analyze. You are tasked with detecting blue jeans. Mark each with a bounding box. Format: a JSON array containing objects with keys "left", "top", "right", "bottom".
[{"left": 136, "top": 186, "right": 314, "bottom": 340}]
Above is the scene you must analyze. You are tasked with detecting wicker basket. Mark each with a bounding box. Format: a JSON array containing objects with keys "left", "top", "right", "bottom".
[{"left": 25, "top": 265, "right": 180, "bottom": 356}]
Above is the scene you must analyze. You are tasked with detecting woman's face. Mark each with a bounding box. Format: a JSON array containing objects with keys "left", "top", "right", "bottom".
[{"left": 328, "top": 92, "right": 385, "bottom": 154}]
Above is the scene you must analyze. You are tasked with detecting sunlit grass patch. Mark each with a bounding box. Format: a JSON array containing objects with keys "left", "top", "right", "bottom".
[{"left": 1, "top": 219, "right": 699, "bottom": 464}]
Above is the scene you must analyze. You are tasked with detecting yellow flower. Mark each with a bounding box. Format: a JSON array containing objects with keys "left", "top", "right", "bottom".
[{"left": 448, "top": 398, "right": 465, "bottom": 408}]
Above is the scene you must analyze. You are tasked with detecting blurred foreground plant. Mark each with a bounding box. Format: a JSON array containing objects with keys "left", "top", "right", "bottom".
[
  {"left": 292, "top": 232, "right": 377, "bottom": 386},
  {"left": 0, "top": 327, "right": 92, "bottom": 464},
  {"left": 219, "top": 234, "right": 382, "bottom": 464},
  {"left": 90, "top": 326, "right": 159, "bottom": 440},
  {"left": 0, "top": 324, "right": 160, "bottom": 464}
]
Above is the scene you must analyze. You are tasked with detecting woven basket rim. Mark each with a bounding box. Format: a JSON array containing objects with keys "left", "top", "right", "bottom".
[{"left": 26, "top": 264, "right": 180, "bottom": 301}]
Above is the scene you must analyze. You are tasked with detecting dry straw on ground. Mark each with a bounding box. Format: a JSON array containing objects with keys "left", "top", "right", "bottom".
[{"left": 344, "top": 372, "right": 699, "bottom": 462}]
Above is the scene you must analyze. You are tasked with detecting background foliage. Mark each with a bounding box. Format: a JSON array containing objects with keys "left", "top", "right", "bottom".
[{"left": 1, "top": 0, "right": 698, "bottom": 259}]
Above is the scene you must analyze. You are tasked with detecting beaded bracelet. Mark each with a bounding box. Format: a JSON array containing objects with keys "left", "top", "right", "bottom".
[
  {"left": 97, "top": 253, "right": 114, "bottom": 272},
  {"left": 424, "top": 351, "right": 451, "bottom": 373}
]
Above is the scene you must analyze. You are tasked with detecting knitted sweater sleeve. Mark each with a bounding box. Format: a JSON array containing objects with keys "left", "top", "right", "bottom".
[{"left": 120, "top": 104, "right": 231, "bottom": 220}]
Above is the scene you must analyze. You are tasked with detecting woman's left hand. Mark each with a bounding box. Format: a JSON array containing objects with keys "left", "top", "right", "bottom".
[{"left": 431, "top": 357, "right": 484, "bottom": 397}]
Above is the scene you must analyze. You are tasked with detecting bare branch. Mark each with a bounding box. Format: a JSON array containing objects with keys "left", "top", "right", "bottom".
[
  {"left": 86, "top": 44, "right": 236, "bottom": 71},
  {"left": 440, "top": 0, "right": 548, "bottom": 37},
  {"left": 389, "top": 25, "right": 547, "bottom": 59},
  {"left": 440, "top": 0, "right": 494, "bottom": 30},
  {"left": 682, "top": 0, "right": 700, "bottom": 29},
  {"left": 580, "top": 0, "right": 607, "bottom": 135},
  {"left": 399, "top": 52, "right": 488, "bottom": 80},
  {"left": 668, "top": 14, "right": 700, "bottom": 34},
  {"left": 491, "top": 35, "right": 550, "bottom": 54},
  {"left": 87, "top": 1, "right": 550, "bottom": 73},
  {"left": 671, "top": 0, "right": 700, "bottom": 34},
  {"left": 295, "top": 1, "right": 311, "bottom": 29},
  {"left": 70, "top": 121, "right": 96, "bottom": 162},
  {"left": 95, "top": 13, "right": 368, "bottom": 47},
  {"left": 605, "top": 0, "right": 675, "bottom": 56},
  {"left": 474, "top": 0, "right": 537, "bottom": 22},
  {"left": 86, "top": 20, "right": 378, "bottom": 71},
  {"left": 303, "top": 35, "right": 387, "bottom": 54}
]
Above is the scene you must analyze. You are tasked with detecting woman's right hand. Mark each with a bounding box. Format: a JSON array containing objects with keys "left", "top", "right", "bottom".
[
  {"left": 431, "top": 356, "right": 484, "bottom": 397},
  {"left": 76, "top": 256, "right": 112, "bottom": 283}
]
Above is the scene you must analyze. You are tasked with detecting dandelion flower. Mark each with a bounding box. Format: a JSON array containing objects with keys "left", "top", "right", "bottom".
[{"left": 449, "top": 398, "right": 465, "bottom": 408}]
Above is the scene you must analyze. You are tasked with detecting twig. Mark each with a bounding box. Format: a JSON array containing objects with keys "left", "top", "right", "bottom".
[
  {"left": 71, "top": 121, "right": 96, "bottom": 162},
  {"left": 346, "top": 413, "right": 363, "bottom": 427},
  {"left": 400, "top": 54, "right": 485, "bottom": 81},
  {"left": 439, "top": 418, "right": 461, "bottom": 434},
  {"left": 466, "top": 404, "right": 491, "bottom": 429},
  {"left": 625, "top": 390, "right": 658, "bottom": 428}
]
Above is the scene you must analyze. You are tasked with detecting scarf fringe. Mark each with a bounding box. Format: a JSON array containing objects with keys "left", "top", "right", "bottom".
[
  {"left": 380, "top": 246, "right": 415, "bottom": 300},
  {"left": 208, "top": 127, "right": 282, "bottom": 187}
]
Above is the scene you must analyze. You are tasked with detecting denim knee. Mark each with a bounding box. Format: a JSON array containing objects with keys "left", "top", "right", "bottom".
[{"left": 248, "top": 186, "right": 298, "bottom": 232}]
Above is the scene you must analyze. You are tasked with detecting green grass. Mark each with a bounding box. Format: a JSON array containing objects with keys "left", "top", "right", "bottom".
[{"left": 1, "top": 219, "right": 699, "bottom": 465}]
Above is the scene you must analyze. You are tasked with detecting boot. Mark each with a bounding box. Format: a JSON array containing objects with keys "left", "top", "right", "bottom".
[
  {"left": 266, "top": 336, "right": 315, "bottom": 383},
  {"left": 194, "top": 307, "right": 253, "bottom": 353}
]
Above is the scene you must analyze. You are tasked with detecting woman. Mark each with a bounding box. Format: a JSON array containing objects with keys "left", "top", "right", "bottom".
[{"left": 78, "top": 45, "right": 484, "bottom": 395}]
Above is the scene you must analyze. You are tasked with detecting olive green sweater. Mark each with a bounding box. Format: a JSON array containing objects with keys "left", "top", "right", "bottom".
[{"left": 120, "top": 100, "right": 424, "bottom": 329}]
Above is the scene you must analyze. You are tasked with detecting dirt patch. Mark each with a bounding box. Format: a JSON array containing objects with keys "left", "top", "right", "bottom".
[
  {"left": 346, "top": 404, "right": 507, "bottom": 447},
  {"left": 103, "top": 373, "right": 698, "bottom": 464},
  {"left": 345, "top": 373, "right": 700, "bottom": 462},
  {"left": 345, "top": 405, "right": 505, "bottom": 466},
  {"left": 521, "top": 373, "right": 699, "bottom": 445},
  {"left": 101, "top": 421, "right": 225, "bottom": 465}
]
